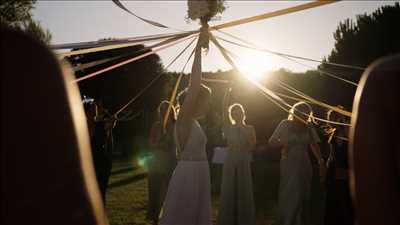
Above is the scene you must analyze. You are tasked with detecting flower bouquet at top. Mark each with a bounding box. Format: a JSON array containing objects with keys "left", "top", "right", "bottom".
[
  {"left": 187, "top": 0, "right": 226, "bottom": 50},
  {"left": 187, "top": 0, "right": 226, "bottom": 24}
]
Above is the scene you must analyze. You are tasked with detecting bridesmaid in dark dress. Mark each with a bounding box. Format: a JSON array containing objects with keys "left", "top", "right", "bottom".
[
  {"left": 324, "top": 108, "right": 354, "bottom": 225},
  {"left": 84, "top": 99, "right": 116, "bottom": 204},
  {"left": 147, "top": 101, "right": 177, "bottom": 224}
]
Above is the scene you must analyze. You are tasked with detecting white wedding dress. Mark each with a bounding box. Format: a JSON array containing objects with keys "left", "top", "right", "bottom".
[{"left": 159, "top": 119, "right": 212, "bottom": 225}]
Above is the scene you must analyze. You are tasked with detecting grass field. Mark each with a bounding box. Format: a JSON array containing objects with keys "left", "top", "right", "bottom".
[{"left": 106, "top": 157, "right": 280, "bottom": 225}]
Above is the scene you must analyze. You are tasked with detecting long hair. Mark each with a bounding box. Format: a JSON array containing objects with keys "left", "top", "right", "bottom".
[
  {"left": 288, "top": 101, "right": 314, "bottom": 124},
  {"left": 228, "top": 103, "right": 246, "bottom": 125},
  {"left": 326, "top": 105, "right": 345, "bottom": 126}
]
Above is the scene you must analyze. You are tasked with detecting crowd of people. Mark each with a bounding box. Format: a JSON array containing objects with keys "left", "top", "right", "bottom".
[
  {"left": 2, "top": 26, "right": 399, "bottom": 225},
  {"left": 144, "top": 35, "right": 356, "bottom": 225}
]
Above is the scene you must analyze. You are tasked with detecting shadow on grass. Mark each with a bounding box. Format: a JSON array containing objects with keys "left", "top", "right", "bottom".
[
  {"left": 108, "top": 173, "right": 148, "bottom": 189},
  {"left": 111, "top": 166, "right": 138, "bottom": 176}
]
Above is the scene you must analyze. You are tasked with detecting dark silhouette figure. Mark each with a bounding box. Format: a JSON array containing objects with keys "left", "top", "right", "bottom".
[
  {"left": 350, "top": 54, "right": 400, "bottom": 225},
  {"left": 84, "top": 100, "right": 116, "bottom": 204},
  {"left": 1, "top": 27, "right": 107, "bottom": 224},
  {"left": 147, "top": 101, "right": 177, "bottom": 224},
  {"left": 324, "top": 109, "right": 354, "bottom": 225}
]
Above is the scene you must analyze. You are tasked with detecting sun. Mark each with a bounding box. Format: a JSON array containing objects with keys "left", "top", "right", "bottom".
[{"left": 235, "top": 51, "right": 275, "bottom": 81}]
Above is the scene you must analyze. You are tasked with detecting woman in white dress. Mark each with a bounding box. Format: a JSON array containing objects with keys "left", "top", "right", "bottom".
[
  {"left": 159, "top": 34, "right": 212, "bottom": 225},
  {"left": 218, "top": 87, "right": 256, "bottom": 225}
]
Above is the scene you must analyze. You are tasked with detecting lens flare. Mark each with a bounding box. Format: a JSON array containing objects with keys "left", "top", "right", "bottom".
[
  {"left": 137, "top": 152, "right": 153, "bottom": 167},
  {"left": 235, "top": 51, "right": 274, "bottom": 81}
]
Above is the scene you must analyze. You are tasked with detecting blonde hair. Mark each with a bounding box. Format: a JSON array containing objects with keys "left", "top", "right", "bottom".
[
  {"left": 326, "top": 105, "right": 344, "bottom": 121},
  {"left": 288, "top": 101, "right": 314, "bottom": 123},
  {"left": 228, "top": 103, "right": 246, "bottom": 125}
]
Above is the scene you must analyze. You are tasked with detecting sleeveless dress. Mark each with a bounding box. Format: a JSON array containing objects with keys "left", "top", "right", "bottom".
[
  {"left": 218, "top": 124, "right": 255, "bottom": 225},
  {"left": 159, "top": 120, "right": 212, "bottom": 225},
  {"left": 325, "top": 134, "right": 354, "bottom": 225}
]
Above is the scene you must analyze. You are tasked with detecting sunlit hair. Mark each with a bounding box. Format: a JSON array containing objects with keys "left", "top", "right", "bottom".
[
  {"left": 175, "top": 84, "right": 212, "bottom": 114},
  {"left": 326, "top": 105, "right": 345, "bottom": 127},
  {"left": 228, "top": 103, "right": 246, "bottom": 125},
  {"left": 326, "top": 105, "right": 344, "bottom": 121},
  {"left": 288, "top": 101, "right": 314, "bottom": 123},
  {"left": 158, "top": 100, "right": 176, "bottom": 121}
]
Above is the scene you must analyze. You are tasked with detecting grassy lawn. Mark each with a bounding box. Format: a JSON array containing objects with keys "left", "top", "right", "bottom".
[
  {"left": 106, "top": 158, "right": 280, "bottom": 225},
  {"left": 106, "top": 161, "right": 149, "bottom": 225}
]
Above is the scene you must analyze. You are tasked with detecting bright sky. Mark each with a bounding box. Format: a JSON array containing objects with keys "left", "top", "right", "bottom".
[{"left": 33, "top": 1, "right": 396, "bottom": 73}]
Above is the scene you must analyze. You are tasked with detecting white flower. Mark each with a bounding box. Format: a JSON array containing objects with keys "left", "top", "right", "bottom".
[{"left": 188, "top": 0, "right": 210, "bottom": 20}]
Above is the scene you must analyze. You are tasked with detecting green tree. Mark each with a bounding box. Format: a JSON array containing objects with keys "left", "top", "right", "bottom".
[
  {"left": 68, "top": 43, "right": 164, "bottom": 156},
  {"left": 319, "top": 2, "right": 400, "bottom": 108},
  {"left": 0, "top": 0, "right": 51, "bottom": 44},
  {"left": 321, "top": 2, "right": 400, "bottom": 81},
  {"left": 187, "top": 0, "right": 226, "bottom": 24}
]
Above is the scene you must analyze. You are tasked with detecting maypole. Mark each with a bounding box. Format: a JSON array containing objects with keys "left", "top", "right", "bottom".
[{"left": 162, "top": 0, "right": 226, "bottom": 132}]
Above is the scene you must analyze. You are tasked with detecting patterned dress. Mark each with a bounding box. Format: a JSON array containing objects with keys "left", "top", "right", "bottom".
[{"left": 269, "top": 120, "right": 320, "bottom": 225}]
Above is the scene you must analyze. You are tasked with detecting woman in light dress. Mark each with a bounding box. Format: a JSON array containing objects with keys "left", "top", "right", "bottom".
[
  {"left": 269, "top": 102, "right": 326, "bottom": 225},
  {"left": 218, "top": 87, "right": 256, "bottom": 225},
  {"left": 159, "top": 34, "right": 212, "bottom": 225},
  {"left": 147, "top": 101, "right": 177, "bottom": 225}
]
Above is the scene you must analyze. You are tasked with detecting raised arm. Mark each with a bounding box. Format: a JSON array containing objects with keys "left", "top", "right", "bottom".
[
  {"left": 176, "top": 36, "right": 204, "bottom": 150},
  {"left": 178, "top": 43, "right": 202, "bottom": 121}
]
